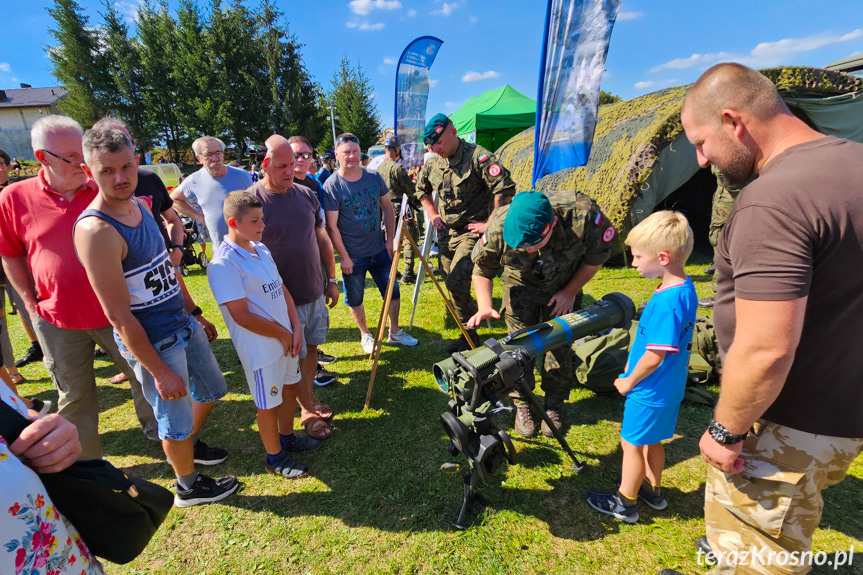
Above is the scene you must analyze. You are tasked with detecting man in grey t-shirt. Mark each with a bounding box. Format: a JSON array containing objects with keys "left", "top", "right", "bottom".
[
  {"left": 322, "top": 133, "right": 418, "bottom": 354},
  {"left": 170, "top": 136, "right": 253, "bottom": 250}
]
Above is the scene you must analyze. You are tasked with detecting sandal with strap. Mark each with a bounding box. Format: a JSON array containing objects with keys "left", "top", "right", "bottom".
[
  {"left": 301, "top": 415, "right": 332, "bottom": 440},
  {"left": 109, "top": 372, "right": 128, "bottom": 384},
  {"left": 311, "top": 400, "right": 333, "bottom": 420},
  {"left": 9, "top": 373, "right": 26, "bottom": 386}
]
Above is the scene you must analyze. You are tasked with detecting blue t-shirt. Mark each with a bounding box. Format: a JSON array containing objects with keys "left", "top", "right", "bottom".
[
  {"left": 321, "top": 169, "right": 389, "bottom": 259},
  {"left": 623, "top": 277, "right": 698, "bottom": 407},
  {"left": 316, "top": 167, "right": 332, "bottom": 185},
  {"left": 176, "top": 166, "right": 253, "bottom": 250}
]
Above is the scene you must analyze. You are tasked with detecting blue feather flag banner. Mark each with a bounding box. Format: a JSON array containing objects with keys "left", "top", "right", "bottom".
[
  {"left": 394, "top": 36, "right": 444, "bottom": 169},
  {"left": 532, "top": 0, "right": 620, "bottom": 186}
]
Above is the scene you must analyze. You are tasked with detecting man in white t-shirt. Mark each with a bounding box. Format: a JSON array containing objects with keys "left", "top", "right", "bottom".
[{"left": 170, "top": 136, "right": 253, "bottom": 250}]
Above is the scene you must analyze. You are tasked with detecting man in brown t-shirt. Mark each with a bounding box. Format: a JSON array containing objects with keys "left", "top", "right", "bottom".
[
  {"left": 247, "top": 135, "right": 338, "bottom": 441},
  {"left": 678, "top": 63, "right": 863, "bottom": 575}
]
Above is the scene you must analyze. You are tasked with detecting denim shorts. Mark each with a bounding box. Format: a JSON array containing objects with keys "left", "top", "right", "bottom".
[
  {"left": 342, "top": 248, "right": 400, "bottom": 308},
  {"left": 295, "top": 294, "right": 330, "bottom": 358},
  {"left": 115, "top": 318, "right": 227, "bottom": 441}
]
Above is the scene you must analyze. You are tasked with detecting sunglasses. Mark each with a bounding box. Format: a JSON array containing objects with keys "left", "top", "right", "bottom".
[
  {"left": 336, "top": 135, "right": 359, "bottom": 146},
  {"left": 294, "top": 151, "right": 313, "bottom": 160},
  {"left": 41, "top": 149, "right": 74, "bottom": 165}
]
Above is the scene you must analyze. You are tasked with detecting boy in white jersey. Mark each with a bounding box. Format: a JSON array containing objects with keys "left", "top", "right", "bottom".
[{"left": 208, "top": 192, "right": 320, "bottom": 479}]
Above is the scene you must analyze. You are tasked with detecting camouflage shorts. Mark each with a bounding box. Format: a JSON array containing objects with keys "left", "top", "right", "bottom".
[{"left": 705, "top": 420, "right": 863, "bottom": 574}]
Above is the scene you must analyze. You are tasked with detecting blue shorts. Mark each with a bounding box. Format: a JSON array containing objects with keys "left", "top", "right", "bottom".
[
  {"left": 115, "top": 318, "right": 227, "bottom": 441},
  {"left": 620, "top": 398, "right": 680, "bottom": 446},
  {"left": 342, "top": 248, "right": 400, "bottom": 308},
  {"left": 295, "top": 294, "right": 330, "bottom": 359}
]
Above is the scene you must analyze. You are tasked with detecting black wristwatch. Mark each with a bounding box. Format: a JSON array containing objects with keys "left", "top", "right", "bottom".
[
  {"left": 708, "top": 418, "right": 748, "bottom": 445},
  {"left": 172, "top": 244, "right": 183, "bottom": 251},
  {"left": 191, "top": 305, "right": 203, "bottom": 317}
]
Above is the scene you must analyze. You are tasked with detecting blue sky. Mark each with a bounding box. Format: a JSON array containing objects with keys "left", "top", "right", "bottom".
[{"left": 2, "top": 0, "right": 862, "bottom": 133}]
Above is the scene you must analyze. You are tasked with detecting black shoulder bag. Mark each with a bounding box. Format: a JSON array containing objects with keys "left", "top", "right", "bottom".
[{"left": 0, "top": 400, "right": 174, "bottom": 564}]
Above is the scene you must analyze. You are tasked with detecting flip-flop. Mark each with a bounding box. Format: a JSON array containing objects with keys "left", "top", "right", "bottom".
[
  {"left": 301, "top": 415, "right": 332, "bottom": 440},
  {"left": 10, "top": 373, "right": 26, "bottom": 385},
  {"left": 109, "top": 373, "right": 128, "bottom": 384}
]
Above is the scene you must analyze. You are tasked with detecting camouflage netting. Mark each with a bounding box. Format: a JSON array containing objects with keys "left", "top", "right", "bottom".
[{"left": 496, "top": 66, "right": 862, "bottom": 253}]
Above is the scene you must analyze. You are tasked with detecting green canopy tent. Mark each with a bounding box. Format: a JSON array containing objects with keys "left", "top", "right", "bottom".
[{"left": 449, "top": 85, "right": 536, "bottom": 151}]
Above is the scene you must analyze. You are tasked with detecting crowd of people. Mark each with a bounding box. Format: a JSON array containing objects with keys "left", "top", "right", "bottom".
[{"left": 1, "top": 62, "right": 861, "bottom": 575}]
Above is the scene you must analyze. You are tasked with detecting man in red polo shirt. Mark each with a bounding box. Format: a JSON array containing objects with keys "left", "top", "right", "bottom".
[{"left": 0, "top": 115, "right": 155, "bottom": 458}]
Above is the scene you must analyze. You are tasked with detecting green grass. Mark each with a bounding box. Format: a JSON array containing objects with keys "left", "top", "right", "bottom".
[{"left": 8, "top": 253, "right": 862, "bottom": 574}]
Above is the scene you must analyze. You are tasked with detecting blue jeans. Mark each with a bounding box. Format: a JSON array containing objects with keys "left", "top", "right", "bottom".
[
  {"left": 342, "top": 248, "right": 400, "bottom": 307},
  {"left": 115, "top": 318, "right": 227, "bottom": 441}
]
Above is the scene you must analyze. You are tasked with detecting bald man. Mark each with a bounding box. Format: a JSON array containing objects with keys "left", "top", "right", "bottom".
[
  {"left": 244, "top": 135, "right": 337, "bottom": 441},
  {"left": 673, "top": 63, "right": 863, "bottom": 575}
]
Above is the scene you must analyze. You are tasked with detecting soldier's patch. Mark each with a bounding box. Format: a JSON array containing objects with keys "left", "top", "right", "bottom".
[
  {"left": 594, "top": 213, "right": 602, "bottom": 226},
  {"left": 488, "top": 164, "right": 502, "bottom": 177},
  {"left": 435, "top": 124, "right": 444, "bottom": 135},
  {"left": 479, "top": 153, "right": 489, "bottom": 163},
  {"left": 481, "top": 233, "right": 488, "bottom": 245},
  {"left": 602, "top": 227, "right": 616, "bottom": 243}
]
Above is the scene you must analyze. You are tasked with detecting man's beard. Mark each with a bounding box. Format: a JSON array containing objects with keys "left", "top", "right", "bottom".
[{"left": 715, "top": 135, "right": 755, "bottom": 186}]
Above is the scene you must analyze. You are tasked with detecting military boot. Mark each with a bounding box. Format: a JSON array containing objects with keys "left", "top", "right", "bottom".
[
  {"left": 514, "top": 407, "right": 537, "bottom": 438},
  {"left": 445, "top": 330, "right": 477, "bottom": 354},
  {"left": 541, "top": 406, "right": 563, "bottom": 438}
]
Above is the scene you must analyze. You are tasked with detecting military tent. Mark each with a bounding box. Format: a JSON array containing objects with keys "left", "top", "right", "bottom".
[
  {"left": 449, "top": 85, "right": 536, "bottom": 152},
  {"left": 495, "top": 66, "right": 863, "bottom": 255}
]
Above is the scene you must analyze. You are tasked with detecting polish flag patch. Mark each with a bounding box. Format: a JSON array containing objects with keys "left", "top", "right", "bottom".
[
  {"left": 602, "top": 227, "right": 616, "bottom": 243},
  {"left": 488, "top": 164, "right": 501, "bottom": 177}
]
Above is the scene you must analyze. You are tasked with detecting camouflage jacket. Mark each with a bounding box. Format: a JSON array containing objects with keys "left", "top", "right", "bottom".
[
  {"left": 377, "top": 157, "right": 418, "bottom": 208},
  {"left": 415, "top": 140, "right": 516, "bottom": 229},
  {"left": 708, "top": 165, "right": 748, "bottom": 247},
  {"left": 472, "top": 190, "right": 615, "bottom": 293}
]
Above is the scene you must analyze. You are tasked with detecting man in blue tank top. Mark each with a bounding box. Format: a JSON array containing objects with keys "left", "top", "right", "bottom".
[{"left": 73, "top": 128, "right": 239, "bottom": 507}]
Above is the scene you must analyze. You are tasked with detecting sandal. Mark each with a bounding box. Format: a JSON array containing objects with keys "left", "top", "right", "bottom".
[
  {"left": 301, "top": 415, "right": 332, "bottom": 440},
  {"left": 109, "top": 373, "right": 128, "bottom": 384},
  {"left": 9, "top": 373, "right": 26, "bottom": 385},
  {"left": 311, "top": 400, "right": 333, "bottom": 420}
]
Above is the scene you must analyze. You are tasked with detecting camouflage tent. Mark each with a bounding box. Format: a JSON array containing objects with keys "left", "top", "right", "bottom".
[{"left": 495, "top": 66, "right": 863, "bottom": 254}]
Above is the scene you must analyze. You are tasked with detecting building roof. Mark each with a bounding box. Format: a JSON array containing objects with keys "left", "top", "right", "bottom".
[
  {"left": 825, "top": 55, "right": 863, "bottom": 75},
  {"left": 0, "top": 87, "right": 68, "bottom": 109}
]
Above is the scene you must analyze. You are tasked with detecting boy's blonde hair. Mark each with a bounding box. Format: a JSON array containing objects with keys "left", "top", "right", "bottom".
[
  {"left": 625, "top": 210, "right": 694, "bottom": 262},
  {"left": 223, "top": 191, "right": 263, "bottom": 225}
]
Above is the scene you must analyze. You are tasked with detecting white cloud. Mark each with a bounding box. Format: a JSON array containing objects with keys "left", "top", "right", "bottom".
[
  {"left": 349, "top": 0, "right": 401, "bottom": 16},
  {"left": 617, "top": 11, "right": 642, "bottom": 21},
  {"left": 114, "top": 0, "right": 144, "bottom": 23},
  {"left": 462, "top": 70, "right": 500, "bottom": 82},
  {"left": 407, "top": 9, "right": 416, "bottom": 17},
  {"left": 650, "top": 28, "right": 863, "bottom": 73},
  {"left": 347, "top": 21, "right": 385, "bottom": 30},
  {"left": 0, "top": 63, "right": 10, "bottom": 72},
  {"left": 634, "top": 80, "right": 654, "bottom": 89},
  {"left": 469, "top": 16, "right": 478, "bottom": 23},
  {"left": 383, "top": 57, "right": 396, "bottom": 65},
  {"left": 12, "top": 77, "right": 19, "bottom": 83},
  {"left": 445, "top": 101, "right": 460, "bottom": 108},
  {"left": 432, "top": 2, "right": 457, "bottom": 16},
  {"left": 429, "top": 79, "right": 439, "bottom": 87}
]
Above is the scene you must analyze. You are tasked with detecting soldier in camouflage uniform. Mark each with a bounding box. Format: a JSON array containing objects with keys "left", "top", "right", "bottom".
[
  {"left": 377, "top": 135, "right": 422, "bottom": 284},
  {"left": 416, "top": 114, "right": 516, "bottom": 353},
  {"left": 701, "top": 165, "right": 746, "bottom": 308},
  {"left": 468, "top": 190, "right": 615, "bottom": 437}
]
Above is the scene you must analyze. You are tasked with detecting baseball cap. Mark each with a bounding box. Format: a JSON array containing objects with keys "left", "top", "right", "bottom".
[
  {"left": 423, "top": 113, "right": 450, "bottom": 145},
  {"left": 503, "top": 191, "right": 555, "bottom": 248}
]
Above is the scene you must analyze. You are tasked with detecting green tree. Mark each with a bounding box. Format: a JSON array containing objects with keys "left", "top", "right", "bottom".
[
  {"left": 46, "top": 0, "right": 115, "bottom": 126},
  {"left": 328, "top": 56, "right": 381, "bottom": 150},
  {"left": 172, "top": 0, "right": 218, "bottom": 139},
  {"left": 599, "top": 90, "right": 622, "bottom": 106}
]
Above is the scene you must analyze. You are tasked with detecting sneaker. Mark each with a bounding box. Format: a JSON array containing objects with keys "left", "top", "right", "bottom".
[
  {"left": 314, "top": 365, "right": 336, "bottom": 386},
  {"left": 540, "top": 408, "right": 562, "bottom": 438},
  {"left": 265, "top": 456, "right": 309, "bottom": 479},
  {"left": 15, "top": 343, "right": 43, "bottom": 368},
  {"left": 29, "top": 398, "right": 52, "bottom": 415},
  {"left": 698, "top": 297, "right": 715, "bottom": 309},
  {"left": 703, "top": 264, "right": 716, "bottom": 275},
  {"left": 658, "top": 570, "right": 686, "bottom": 575},
  {"left": 173, "top": 473, "right": 239, "bottom": 507},
  {"left": 585, "top": 490, "right": 639, "bottom": 523},
  {"left": 514, "top": 407, "right": 536, "bottom": 438},
  {"left": 193, "top": 439, "right": 228, "bottom": 465},
  {"left": 387, "top": 329, "right": 418, "bottom": 346},
  {"left": 636, "top": 484, "right": 668, "bottom": 511},
  {"left": 361, "top": 333, "right": 376, "bottom": 354},
  {"left": 281, "top": 433, "right": 321, "bottom": 453},
  {"left": 317, "top": 349, "right": 336, "bottom": 365}
]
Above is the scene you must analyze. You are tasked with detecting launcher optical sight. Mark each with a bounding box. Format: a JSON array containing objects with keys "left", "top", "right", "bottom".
[{"left": 433, "top": 292, "right": 635, "bottom": 528}]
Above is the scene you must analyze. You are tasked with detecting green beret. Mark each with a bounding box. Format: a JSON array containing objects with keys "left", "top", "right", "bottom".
[
  {"left": 503, "top": 191, "right": 555, "bottom": 248},
  {"left": 423, "top": 113, "right": 450, "bottom": 145}
]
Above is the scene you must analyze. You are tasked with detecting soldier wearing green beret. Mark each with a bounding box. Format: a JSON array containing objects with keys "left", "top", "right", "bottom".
[
  {"left": 377, "top": 135, "right": 422, "bottom": 284},
  {"left": 416, "top": 113, "right": 516, "bottom": 352},
  {"left": 468, "top": 190, "right": 616, "bottom": 437}
]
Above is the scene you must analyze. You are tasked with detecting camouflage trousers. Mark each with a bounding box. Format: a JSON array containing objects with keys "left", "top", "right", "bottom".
[
  {"left": 503, "top": 285, "right": 581, "bottom": 410},
  {"left": 705, "top": 420, "right": 863, "bottom": 574},
  {"left": 439, "top": 228, "right": 479, "bottom": 325},
  {"left": 393, "top": 201, "right": 422, "bottom": 276}
]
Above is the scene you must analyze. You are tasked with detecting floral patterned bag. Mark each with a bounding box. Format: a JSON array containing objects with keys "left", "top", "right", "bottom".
[{"left": 0, "top": 401, "right": 173, "bottom": 564}]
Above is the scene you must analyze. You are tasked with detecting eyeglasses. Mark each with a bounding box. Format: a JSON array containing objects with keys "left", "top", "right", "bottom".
[
  {"left": 41, "top": 149, "right": 74, "bottom": 165},
  {"left": 294, "top": 151, "right": 313, "bottom": 160},
  {"left": 336, "top": 135, "right": 359, "bottom": 146},
  {"left": 199, "top": 150, "right": 223, "bottom": 159}
]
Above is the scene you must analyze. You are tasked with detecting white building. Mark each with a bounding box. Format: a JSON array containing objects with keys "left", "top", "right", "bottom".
[{"left": 0, "top": 86, "right": 68, "bottom": 161}]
